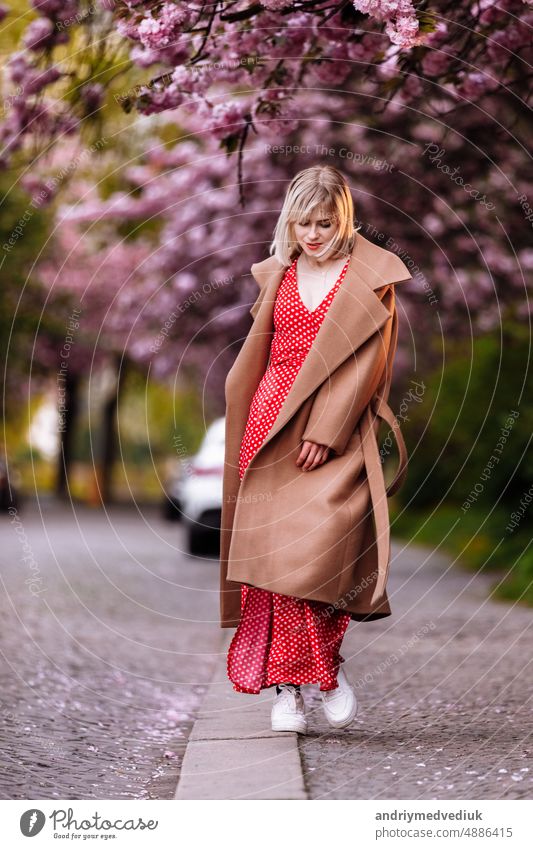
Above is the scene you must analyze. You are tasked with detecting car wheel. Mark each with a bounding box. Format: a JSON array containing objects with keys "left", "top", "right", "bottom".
[
  {"left": 186, "top": 510, "right": 221, "bottom": 556},
  {"left": 187, "top": 521, "right": 208, "bottom": 556},
  {"left": 162, "top": 497, "right": 182, "bottom": 522}
]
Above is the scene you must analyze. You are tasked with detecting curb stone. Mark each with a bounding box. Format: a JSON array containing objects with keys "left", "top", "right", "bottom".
[{"left": 174, "top": 631, "right": 308, "bottom": 800}]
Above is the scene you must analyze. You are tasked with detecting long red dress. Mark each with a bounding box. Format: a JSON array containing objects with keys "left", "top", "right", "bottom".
[{"left": 226, "top": 256, "right": 352, "bottom": 694}]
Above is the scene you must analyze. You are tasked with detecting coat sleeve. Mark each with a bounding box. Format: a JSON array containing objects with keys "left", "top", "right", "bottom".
[{"left": 300, "top": 284, "right": 396, "bottom": 456}]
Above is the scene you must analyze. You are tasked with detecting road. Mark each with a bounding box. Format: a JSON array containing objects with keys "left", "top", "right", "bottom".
[
  {"left": 298, "top": 539, "right": 533, "bottom": 799},
  {"left": 2, "top": 500, "right": 531, "bottom": 801},
  {"left": 0, "top": 499, "right": 222, "bottom": 799}
]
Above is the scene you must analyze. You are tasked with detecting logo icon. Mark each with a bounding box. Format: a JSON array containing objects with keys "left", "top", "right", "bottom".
[{"left": 20, "top": 810, "right": 46, "bottom": 837}]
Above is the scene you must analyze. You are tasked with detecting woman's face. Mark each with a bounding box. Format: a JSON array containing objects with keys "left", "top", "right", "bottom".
[{"left": 292, "top": 207, "right": 340, "bottom": 262}]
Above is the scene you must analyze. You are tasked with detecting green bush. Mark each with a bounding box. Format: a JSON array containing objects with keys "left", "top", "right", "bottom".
[
  {"left": 398, "top": 321, "right": 533, "bottom": 511},
  {"left": 391, "top": 322, "right": 533, "bottom": 605}
]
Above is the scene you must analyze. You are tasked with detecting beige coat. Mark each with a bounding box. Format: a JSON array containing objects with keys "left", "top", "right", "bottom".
[{"left": 219, "top": 231, "right": 412, "bottom": 628}]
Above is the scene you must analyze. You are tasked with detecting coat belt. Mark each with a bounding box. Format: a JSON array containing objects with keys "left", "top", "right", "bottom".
[{"left": 359, "top": 395, "right": 408, "bottom": 605}]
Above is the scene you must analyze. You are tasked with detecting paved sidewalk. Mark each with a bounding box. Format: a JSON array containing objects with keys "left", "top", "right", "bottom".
[
  {"left": 0, "top": 501, "right": 221, "bottom": 800},
  {"left": 298, "top": 541, "right": 533, "bottom": 799},
  {"left": 174, "top": 630, "right": 307, "bottom": 799},
  {"left": 175, "top": 540, "right": 533, "bottom": 800}
]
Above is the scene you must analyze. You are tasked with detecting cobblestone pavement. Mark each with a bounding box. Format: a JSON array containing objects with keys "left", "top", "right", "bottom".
[
  {"left": 0, "top": 499, "right": 223, "bottom": 799},
  {"left": 298, "top": 542, "right": 533, "bottom": 799}
]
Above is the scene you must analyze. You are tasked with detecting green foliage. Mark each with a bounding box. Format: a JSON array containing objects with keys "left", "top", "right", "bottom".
[
  {"left": 11, "top": 369, "right": 206, "bottom": 500},
  {"left": 417, "top": 11, "right": 439, "bottom": 34},
  {"left": 392, "top": 503, "right": 533, "bottom": 606},
  {"left": 398, "top": 321, "right": 533, "bottom": 510},
  {"left": 393, "top": 324, "right": 533, "bottom": 606},
  {"left": 119, "top": 367, "right": 205, "bottom": 462},
  {"left": 495, "top": 546, "right": 533, "bottom": 605},
  {"left": 0, "top": 178, "right": 52, "bottom": 408},
  {"left": 0, "top": 0, "right": 31, "bottom": 52},
  {"left": 61, "top": 367, "right": 204, "bottom": 464}
]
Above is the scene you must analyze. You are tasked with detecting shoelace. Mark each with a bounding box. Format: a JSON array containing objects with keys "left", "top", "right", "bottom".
[
  {"left": 322, "top": 687, "right": 344, "bottom": 703},
  {"left": 276, "top": 685, "right": 303, "bottom": 710},
  {"left": 322, "top": 679, "right": 354, "bottom": 704}
]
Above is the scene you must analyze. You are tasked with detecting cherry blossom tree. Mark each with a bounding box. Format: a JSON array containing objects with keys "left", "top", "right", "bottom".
[
  {"left": 1, "top": 1, "right": 531, "bottom": 188},
  {"left": 2, "top": 1, "right": 531, "bottom": 503},
  {"left": 35, "top": 217, "right": 151, "bottom": 499},
  {"left": 2, "top": 2, "right": 531, "bottom": 348}
]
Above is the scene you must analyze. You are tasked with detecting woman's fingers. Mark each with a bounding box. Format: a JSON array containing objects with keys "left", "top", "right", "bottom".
[
  {"left": 301, "top": 444, "right": 318, "bottom": 471},
  {"left": 296, "top": 441, "right": 331, "bottom": 471},
  {"left": 306, "top": 446, "right": 327, "bottom": 470},
  {"left": 296, "top": 440, "right": 316, "bottom": 468}
]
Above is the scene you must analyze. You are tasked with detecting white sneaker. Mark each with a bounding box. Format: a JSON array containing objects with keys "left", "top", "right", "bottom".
[
  {"left": 320, "top": 666, "right": 358, "bottom": 729},
  {"left": 271, "top": 684, "right": 308, "bottom": 734}
]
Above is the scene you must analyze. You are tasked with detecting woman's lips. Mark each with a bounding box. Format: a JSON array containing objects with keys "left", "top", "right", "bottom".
[{"left": 306, "top": 243, "right": 321, "bottom": 250}]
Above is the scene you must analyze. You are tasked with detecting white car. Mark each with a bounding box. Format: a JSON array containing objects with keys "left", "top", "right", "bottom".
[{"left": 179, "top": 417, "right": 225, "bottom": 555}]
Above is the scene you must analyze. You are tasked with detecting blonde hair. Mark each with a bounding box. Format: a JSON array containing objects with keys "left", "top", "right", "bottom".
[{"left": 269, "top": 165, "right": 360, "bottom": 266}]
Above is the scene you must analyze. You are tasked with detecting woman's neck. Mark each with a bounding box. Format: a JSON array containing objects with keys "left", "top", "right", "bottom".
[{"left": 298, "top": 250, "right": 347, "bottom": 274}]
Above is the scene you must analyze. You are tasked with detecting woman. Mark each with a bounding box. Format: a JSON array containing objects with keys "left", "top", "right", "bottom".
[{"left": 220, "top": 165, "right": 411, "bottom": 735}]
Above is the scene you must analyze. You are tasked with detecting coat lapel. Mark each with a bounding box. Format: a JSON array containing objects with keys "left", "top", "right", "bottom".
[{"left": 240, "top": 232, "right": 412, "bottom": 459}]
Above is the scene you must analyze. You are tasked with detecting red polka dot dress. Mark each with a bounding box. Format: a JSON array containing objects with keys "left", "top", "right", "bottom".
[{"left": 226, "top": 255, "right": 352, "bottom": 695}]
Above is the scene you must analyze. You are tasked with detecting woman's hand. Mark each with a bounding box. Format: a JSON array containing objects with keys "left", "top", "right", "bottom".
[{"left": 296, "top": 440, "right": 331, "bottom": 471}]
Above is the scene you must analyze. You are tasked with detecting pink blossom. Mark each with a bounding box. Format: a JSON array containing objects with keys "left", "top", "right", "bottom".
[
  {"left": 261, "top": 0, "right": 293, "bottom": 9},
  {"left": 20, "top": 173, "right": 56, "bottom": 205},
  {"left": 208, "top": 101, "right": 249, "bottom": 140},
  {"left": 353, "top": 0, "right": 424, "bottom": 49},
  {"left": 24, "top": 66, "right": 62, "bottom": 95},
  {"left": 385, "top": 14, "right": 422, "bottom": 48},
  {"left": 171, "top": 65, "right": 210, "bottom": 97},
  {"left": 23, "top": 17, "right": 56, "bottom": 51},
  {"left": 137, "top": 3, "right": 191, "bottom": 50},
  {"left": 8, "top": 53, "right": 30, "bottom": 86},
  {"left": 455, "top": 72, "right": 499, "bottom": 99},
  {"left": 398, "top": 73, "right": 424, "bottom": 100},
  {"left": 307, "top": 58, "right": 352, "bottom": 86},
  {"left": 136, "top": 84, "right": 185, "bottom": 115},
  {"left": 116, "top": 18, "right": 141, "bottom": 41},
  {"left": 81, "top": 83, "right": 104, "bottom": 113},
  {"left": 31, "top": 0, "right": 67, "bottom": 14},
  {"left": 129, "top": 44, "right": 163, "bottom": 68},
  {"left": 421, "top": 49, "right": 451, "bottom": 77},
  {"left": 348, "top": 33, "right": 384, "bottom": 63},
  {"left": 254, "top": 102, "right": 299, "bottom": 138}
]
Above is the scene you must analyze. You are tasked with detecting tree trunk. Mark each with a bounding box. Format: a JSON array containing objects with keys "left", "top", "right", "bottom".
[
  {"left": 98, "top": 355, "right": 128, "bottom": 504},
  {"left": 56, "top": 372, "right": 80, "bottom": 498}
]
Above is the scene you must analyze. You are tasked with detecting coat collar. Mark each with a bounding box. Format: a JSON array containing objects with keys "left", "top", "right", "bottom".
[
  {"left": 251, "top": 230, "right": 412, "bottom": 292},
  {"left": 238, "top": 231, "right": 412, "bottom": 458}
]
